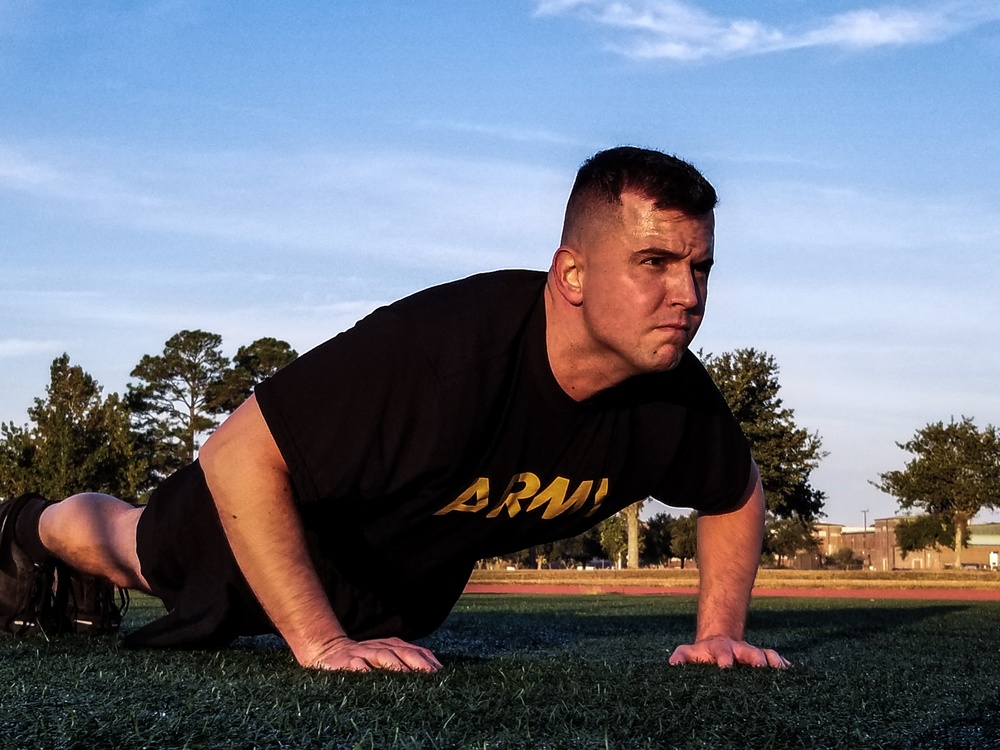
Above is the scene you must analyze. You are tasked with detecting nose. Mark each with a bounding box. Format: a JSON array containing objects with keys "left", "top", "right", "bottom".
[{"left": 665, "top": 265, "right": 703, "bottom": 311}]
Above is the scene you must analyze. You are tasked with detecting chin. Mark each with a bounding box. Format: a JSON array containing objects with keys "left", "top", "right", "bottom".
[{"left": 643, "top": 349, "right": 686, "bottom": 373}]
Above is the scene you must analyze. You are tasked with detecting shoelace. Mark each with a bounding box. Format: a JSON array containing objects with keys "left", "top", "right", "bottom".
[{"left": 58, "top": 564, "right": 130, "bottom": 631}]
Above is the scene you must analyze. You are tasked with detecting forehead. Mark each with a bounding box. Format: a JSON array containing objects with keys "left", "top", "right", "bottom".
[{"left": 617, "top": 192, "right": 715, "bottom": 251}]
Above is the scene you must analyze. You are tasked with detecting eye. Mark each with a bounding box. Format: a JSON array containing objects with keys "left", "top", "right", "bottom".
[{"left": 692, "top": 260, "right": 714, "bottom": 277}]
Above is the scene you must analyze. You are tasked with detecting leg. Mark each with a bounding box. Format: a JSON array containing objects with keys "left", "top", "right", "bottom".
[{"left": 38, "top": 493, "right": 152, "bottom": 593}]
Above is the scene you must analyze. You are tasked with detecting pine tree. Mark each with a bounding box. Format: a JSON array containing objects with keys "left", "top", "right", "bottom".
[
  {"left": 0, "top": 355, "right": 149, "bottom": 501},
  {"left": 128, "top": 330, "right": 230, "bottom": 477},
  {"left": 210, "top": 337, "right": 298, "bottom": 413}
]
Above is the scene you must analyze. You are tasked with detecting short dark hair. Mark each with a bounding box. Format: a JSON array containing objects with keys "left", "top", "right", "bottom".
[{"left": 565, "top": 146, "right": 718, "bottom": 220}]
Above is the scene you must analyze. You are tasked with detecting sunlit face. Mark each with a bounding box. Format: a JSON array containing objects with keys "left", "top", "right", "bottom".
[{"left": 576, "top": 192, "right": 715, "bottom": 378}]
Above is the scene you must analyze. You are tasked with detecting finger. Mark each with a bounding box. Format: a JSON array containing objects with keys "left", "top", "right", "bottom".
[
  {"left": 401, "top": 644, "right": 443, "bottom": 671},
  {"left": 319, "top": 646, "right": 406, "bottom": 673},
  {"left": 370, "top": 650, "right": 414, "bottom": 672},
  {"left": 372, "top": 644, "right": 443, "bottom": 673},
  {"left": 379, "top": 645, "right": 441, "bottom": 673},
  {"left": 309, "top": 650, "right": 371, "bottom": 672},
  {"left": 711, "top": 643, "right": 735, "bottom": 669},
  {"left": 731, "top": 642, "right": 768, "bottom": 668},
  {"left": 765, "top": 649, "right": 791, "bottom": 669},
  {"left": 365, "top": 639, "right": 443, "bottom": 672},
  {"left": 732, "top": 643, "right": 790, "bottom": 669},
  {"left": 345, "top": 656, "right": 374, "bottom": 673},
  {"left": 393, "top": 650, "right": 440, "bottom": 673},
  {"left": 360, "top": 646, "right": 418, "bottom": 672},
  {"left": 667, "top": 644, "right": 695, "bottom": 665},
  {"left": 669, "top": 643, "right": 721, "bottom": 666}
]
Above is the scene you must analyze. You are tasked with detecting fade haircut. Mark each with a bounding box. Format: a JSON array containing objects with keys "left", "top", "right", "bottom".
[{"left": 562, "top": 147, "right": 717, "bottom": 239}]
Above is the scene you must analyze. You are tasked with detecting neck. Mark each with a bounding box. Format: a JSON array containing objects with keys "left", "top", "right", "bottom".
[{"left": 543, "top": 282, "right": 632, "bottom": 402}]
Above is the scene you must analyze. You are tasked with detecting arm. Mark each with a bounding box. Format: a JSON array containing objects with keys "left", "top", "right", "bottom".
[
  {"left": 668, "top": 461, "right": 790, "bottom": 669},
  {"left": 199, "top": 395, "right": 442, "bottom": 673}
]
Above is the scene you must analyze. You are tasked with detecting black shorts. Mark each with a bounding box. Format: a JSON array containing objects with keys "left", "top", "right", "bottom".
[
  {"left": 126, "top": 461, "right": 273, "bottom": 649},
  {"left": 126, "top": 463, "right": 473, "bottom": 649}
]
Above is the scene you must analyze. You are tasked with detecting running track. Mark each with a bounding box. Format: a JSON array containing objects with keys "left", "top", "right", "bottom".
[{"left": 463, "top": 583, "right": 1000, "bottom": 601}]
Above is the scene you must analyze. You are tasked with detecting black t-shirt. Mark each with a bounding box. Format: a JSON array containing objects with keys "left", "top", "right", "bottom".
[{"left": 254, "top": 270, "right": 751, "bottom": 640}]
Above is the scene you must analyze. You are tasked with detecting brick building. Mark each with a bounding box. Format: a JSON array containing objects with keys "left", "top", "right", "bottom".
[{"left": 805, "top": 518, "right": 1000, "bottom": 571}]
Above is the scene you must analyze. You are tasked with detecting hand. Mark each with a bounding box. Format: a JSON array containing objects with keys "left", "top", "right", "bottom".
[
  {"left": 668, "top": 636, "right": 790, "bottom": 669},
  {"left": 302, "top": 635, "right": 444, "bottom": 673}
]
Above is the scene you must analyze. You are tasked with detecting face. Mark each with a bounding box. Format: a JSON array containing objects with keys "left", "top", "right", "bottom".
[{"left": 575, "top": 192, "right": 715, "bottom": 378}]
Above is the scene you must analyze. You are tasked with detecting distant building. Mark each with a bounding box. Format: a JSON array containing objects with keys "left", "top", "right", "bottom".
[{"left": 795, "top": 518, "right": 1000, "bottom": 571}]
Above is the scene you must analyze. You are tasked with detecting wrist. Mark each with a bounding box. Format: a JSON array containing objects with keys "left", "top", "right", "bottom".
[
  {"left": 695, "top": 621, "right": 745, "bottom": 642},
  {"left": 292, "top": 632, "right": 354, "bottom": 668},
  {"left": 270, "top": 597, "right": 351, "bottom": 665},
  {"left": 695, "top": 633, "right": 744, "bottom": 643}
]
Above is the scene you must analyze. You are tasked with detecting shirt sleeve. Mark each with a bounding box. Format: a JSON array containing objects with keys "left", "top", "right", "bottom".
[{"left": 647, "top": 355, "right": 753, "bottom": 515}]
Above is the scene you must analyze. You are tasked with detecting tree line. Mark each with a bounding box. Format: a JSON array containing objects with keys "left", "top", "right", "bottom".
[
  {"left": 1, "top": 342, "right": 829, "bottom": 565},
  {"left": 493, "top": 509, "right": 699, "bottom": 570},
  {"left": 0, "top": 331, "right": 298, "bottom": 502},
  {"left": 4, "top": 335, "right": 994, "bottom": 568},
  {"left": 698, "top": 352, "right": 998, "bottom": 567}
]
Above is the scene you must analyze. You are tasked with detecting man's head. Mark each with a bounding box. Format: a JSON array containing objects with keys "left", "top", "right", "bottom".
[
  {"left": 561, "top": 146, "right": 717, "bottom": 245},
  {"left": 547, "top": 147, "right": 718, "bottom": 393}
]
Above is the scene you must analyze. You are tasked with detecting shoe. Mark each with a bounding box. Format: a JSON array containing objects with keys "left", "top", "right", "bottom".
[
  {"left": 57, "top": 564, "right": 129, "bottom": 635},
  {"left": 0, "top": 493, "right": 65, "bottom": 636}
]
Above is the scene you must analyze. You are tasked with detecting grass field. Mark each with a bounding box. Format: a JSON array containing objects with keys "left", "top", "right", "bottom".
[{"left": 3, "top": 592, "right": 1000, "bottom": 749}]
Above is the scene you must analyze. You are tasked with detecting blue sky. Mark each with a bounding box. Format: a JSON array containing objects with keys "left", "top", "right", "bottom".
[{"left": 2, "top": 1, "right": 999, "bottom": 525}]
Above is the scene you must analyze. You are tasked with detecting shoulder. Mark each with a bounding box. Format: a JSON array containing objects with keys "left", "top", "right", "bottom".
[
  {"left": 379, "top": 270, "right": 547, "bottom": 378},
  {"left": 260, "top": 270, "right": 545, "bottom": 392},
  {"left": 388, "top": 270, "right": 546, "bottom": 323}
]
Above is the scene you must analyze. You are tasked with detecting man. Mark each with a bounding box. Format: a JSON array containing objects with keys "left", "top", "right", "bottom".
[{"left": 1, "top": 146, "right": 788, "bottom": 672}]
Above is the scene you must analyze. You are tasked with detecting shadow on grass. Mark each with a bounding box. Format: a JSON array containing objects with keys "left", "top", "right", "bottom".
[
  {"left": 421, "top": 595, "right": 973, "bottom": 666},
  {"left": 121, "top": 592, "right": 975, "bottom": 668},
  {"left": 747, "top": 600, "right": 969, "bottom": 655}
]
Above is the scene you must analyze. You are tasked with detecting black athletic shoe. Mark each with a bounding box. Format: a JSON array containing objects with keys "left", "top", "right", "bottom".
[
  {"left": 57, "top": 564, "right": 129, "bottom": 635},
  {"left": 0, "top": 493, "right": 65, "bottom": 636}
]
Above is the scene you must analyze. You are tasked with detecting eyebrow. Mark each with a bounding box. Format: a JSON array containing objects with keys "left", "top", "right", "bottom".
[
  {"left": 636, "top": 246, "right": 714, "bottom": 263},
  {"left": 636, "top": 246, "right": 685, "bottom": 258}
]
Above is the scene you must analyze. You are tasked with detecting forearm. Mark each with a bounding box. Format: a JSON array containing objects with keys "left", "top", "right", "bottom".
[
  {"left": 200, "top": 397, "right": 347, "bottom": 666},
  {"left": 669, "top": 463, "right": 787, "bottom": 668},
  {"left": 212, "top": 475, "right": 348, "bottom": 663},
  {"left": 694, "top": 469, "right": 765, "bottom": 641}
]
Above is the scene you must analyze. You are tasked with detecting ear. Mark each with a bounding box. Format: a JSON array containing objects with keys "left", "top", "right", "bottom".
[{"left": 549, "top": 246, "right": 585, "bottom": 306}]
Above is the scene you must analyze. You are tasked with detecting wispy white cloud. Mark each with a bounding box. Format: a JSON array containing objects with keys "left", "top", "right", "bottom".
[
  {"left": 719, "top": 177, "right": 1000, "bottom": 256},
  {"left": 535, "top": 1, "right": 1000, "bottom": 61},
  {"left": 0, "top": 143, "right": 567, "bottom": 273},
  {"left": 0, "top": 338, "right": 62, "bottom": 358},
  {"left": 416, "top": 119, "right": 590, "bottom": 147}
]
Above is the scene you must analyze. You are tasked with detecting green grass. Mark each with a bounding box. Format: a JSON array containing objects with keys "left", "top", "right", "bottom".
[{"left": 3, "top": 593, "right": 1000, "bottom": 749}]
